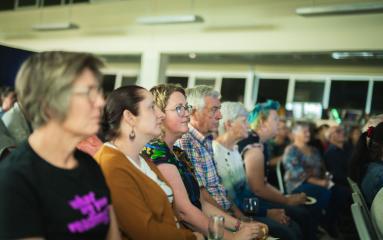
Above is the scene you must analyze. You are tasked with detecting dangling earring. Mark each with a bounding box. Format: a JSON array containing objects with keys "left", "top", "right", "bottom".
[{"left": 129, "top": 128, "right": 136, "bottom": 140}]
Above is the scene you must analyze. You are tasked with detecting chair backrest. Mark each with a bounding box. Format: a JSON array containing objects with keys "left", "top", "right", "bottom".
[
  {"left": 276, "top": 160, "right": 285, "bottom": 194},
  {"left": 370, "top": 188, "right": 383, "bottom": 240},
  {"left": 348, "top": 177, "right": 362, "bottom": 195},
  {"left": 351, "top": 203, "right": 378, "bottom": 240},
  {"left": 348, "top": 177, "right": 370, "bottom": 217},
  {"left": 351, "top": 193, "right": 379, "bottom": 240}
]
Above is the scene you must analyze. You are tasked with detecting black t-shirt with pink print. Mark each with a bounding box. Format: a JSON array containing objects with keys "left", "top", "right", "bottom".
[{"left": 0, "top": 141, "right": 111, "bottom": 239}]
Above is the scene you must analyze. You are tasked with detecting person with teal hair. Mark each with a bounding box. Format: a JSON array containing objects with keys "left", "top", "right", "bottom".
[{"left": 238, "top": 100, "right": 318, "bottom": 240}]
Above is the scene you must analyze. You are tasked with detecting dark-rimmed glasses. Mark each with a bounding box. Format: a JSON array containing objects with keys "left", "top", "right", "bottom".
[{"left": 165, "top": 104, "right": 192, "bottom": 117}]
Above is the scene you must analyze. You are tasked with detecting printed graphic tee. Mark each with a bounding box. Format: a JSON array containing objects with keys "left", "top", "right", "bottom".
[{"left": 0, "top": 141, "right": 111, "bottom": 239}]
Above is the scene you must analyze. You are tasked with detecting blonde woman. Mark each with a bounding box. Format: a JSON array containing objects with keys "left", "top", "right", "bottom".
[{"left": 142, "top": 84, "right": 267, "bottom": 240}]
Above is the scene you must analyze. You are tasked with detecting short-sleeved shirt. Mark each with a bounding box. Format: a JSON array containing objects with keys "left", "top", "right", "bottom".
[
  {"left": 282, "top": 144, "right": 322, "bottom": 193},
  {"left": 175, "top": 125, "right": 232, "bottom": 211},
  {"left": 142, "top": 139, "right": 201, "bottom": 209},
  {"left": 0, "top": 141, "right": 111, "bottom": 239}
]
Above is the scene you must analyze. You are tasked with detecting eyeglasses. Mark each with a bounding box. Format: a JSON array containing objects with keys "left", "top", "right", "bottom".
[
  {"left": 208, "top": 106, "right": 221, "bottom": 116},
  {"left": 165, "top": 104, "right": 192, "bottom": 117},
  {"left": 72, "top": 85, "right": 104, "bottom": 102}
]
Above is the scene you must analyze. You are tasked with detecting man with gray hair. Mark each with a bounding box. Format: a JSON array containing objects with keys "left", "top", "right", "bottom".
[{"left": 175, "top": 85, "right": 245, "bottom": 217}]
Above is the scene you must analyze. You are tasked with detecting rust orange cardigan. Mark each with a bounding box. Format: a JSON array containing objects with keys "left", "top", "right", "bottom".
[{"left": 94, "top": 145, "right": 195, "bottom": 240}]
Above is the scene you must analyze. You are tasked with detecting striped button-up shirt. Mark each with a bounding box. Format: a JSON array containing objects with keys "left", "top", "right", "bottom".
[{"left": 175, "top": 124, "right": 232, "bottom": 210}]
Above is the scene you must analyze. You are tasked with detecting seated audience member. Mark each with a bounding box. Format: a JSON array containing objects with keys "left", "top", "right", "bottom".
[
  {"left": 344, "top": 125, "right": 361, "bottom": 152},
  {"left": 175, "top": 86, "right": 244, "bottom": 215},
  {"left": 214, "top": 101, "right": 307, "bottom": 240},
  {"left": 1, "top": 101, "right": 32, "bottom": 144},
  {"left": 349, "top": 122, "right": 383, "bottom": 207},
  {"left": 95, "top": 86, "right": 200, "bottom": 240},
  {"left": 237, "top": 101, "right": 317, "bottom": 240},
  {"left": 0, "top": 86, "right": 16, "bottom": 118},
  {"left": 0, "top": 119, "right": 16, "bottom": 160},
  {"left": 175, "top": 86, "right": 295, "bottom": 239},
  {"left": 267, "top": 119, "right": 291, "bottom": 188},
  {"left": 142, "top": 84, "right": 266, "bottom": 240},
  {"left": 371, "top": 187, "right": 383, "bottom": 239},
  {"left": 324, "top": 125, "right": 352, "bottom": 187},
  {"left": 77, "top": 135, "right": 103, "bottom": 156},
  {"left": 0, "top": 51, "right": 120, "bottom": 239},
  {"left": 309, "top": 124, "right": 329, "bottom": 157},
  {"left": 283, "top": 122, "right": 349, "bottom": 237},
  {"left": 362, "top": 114, "right": 383, "bottom": 132}
]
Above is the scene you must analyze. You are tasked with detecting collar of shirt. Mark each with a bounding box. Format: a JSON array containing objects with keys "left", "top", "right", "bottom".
[{"left": 188, "top": 124, "right": 214, "bottom": 145}]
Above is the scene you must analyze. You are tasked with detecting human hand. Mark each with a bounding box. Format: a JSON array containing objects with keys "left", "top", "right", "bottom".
[
  {"left": 234, "top": 224, "right": 265, "bottom": 240},
  {"left": 286, "top": 192, "right": 306, "bottom": 205},
  {"left": 320, "top": 179, "right": 330, "bottom": 188},
  {"left": 193, "top": 232, "right": 204, "bottom": 240},
  {"left": 267, "top": 209, "right": 290, "bottom": 225}
]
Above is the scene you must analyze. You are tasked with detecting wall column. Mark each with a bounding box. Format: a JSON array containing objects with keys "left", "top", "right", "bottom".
[{"left": 138, "top": 50, "right": 168, "bottom": 89}]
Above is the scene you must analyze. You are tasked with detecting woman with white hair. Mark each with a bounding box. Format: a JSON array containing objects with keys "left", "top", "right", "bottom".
[
  {"left": 283, "top": 122, "right": 348, "bottom": 237},
  {"left": 0, "top": 51, "right": 120, "bottom": 239},
  {"left": 214, "top": 101, "right": 305, "bottom": 240}
]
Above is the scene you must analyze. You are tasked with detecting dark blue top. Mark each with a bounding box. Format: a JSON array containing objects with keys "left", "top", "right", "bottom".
[
  {"left": 361, "top": 161, "right": 383, "bottom": 207},
  {"left": 324, "top": 144, "right": 351, "bottom": 186}
]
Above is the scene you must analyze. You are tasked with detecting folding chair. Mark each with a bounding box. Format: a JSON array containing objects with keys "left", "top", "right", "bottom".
[
  {"left": 351, "top": 203, "right": 378, "bottom": 240},
  {"left": 348, "top": 177, "right": 370, "bottom": 218}
]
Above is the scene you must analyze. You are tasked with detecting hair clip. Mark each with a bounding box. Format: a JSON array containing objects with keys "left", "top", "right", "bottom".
[{"left": 367, "top": 126, "right": 374, "bottom": 138}]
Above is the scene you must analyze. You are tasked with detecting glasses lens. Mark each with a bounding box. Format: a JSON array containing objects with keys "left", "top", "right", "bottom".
[
  {"left": 89, "top": 86, "right": 104, "bottom": 102},
  {"left": 175, "top": 105, "right": 184, "bottom": 116}
]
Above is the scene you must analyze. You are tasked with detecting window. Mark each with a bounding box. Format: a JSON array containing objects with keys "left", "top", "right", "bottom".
[
  {"left": 257, "top": 78, "right": 288, "bottom": 105},
  {"left": 221, "top": 77, "right": 245, "bottom": 102},
  {"left": 121, "top": 76, "right": 136, "bottom": 86},
  {"left": 102, "top": 74, "right": 116, "bottom": 97},
  {"left": 371, "top": 81, "right": 383, "bottom": 114},
  {"left": 293, "top": 81, "right": 324, "bottom": 102},
  {"left": 16, "top": 0, "right": 38, "bottom": 8},
  {"left": 42, "top": 0, "right": 62, "bottom": 6},
  {"left": 65, "top": 0, "right": 89, "bottom": 3},
  {"left": 167, "top": 76, "right": 188, "bottom": 88},
  {"left": 329, "top": 81, "right": 368, "bottom": 110},
  {"left": 195, "top": 78, "right": 215, "bottom": 87},
  {"left": 0, "top": 0, "right": 15, "bottom": 11}
]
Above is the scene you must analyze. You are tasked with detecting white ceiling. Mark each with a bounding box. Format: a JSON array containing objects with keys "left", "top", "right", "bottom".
[{"left": 0, "top": 0, "right": 382, "bottom": 54}]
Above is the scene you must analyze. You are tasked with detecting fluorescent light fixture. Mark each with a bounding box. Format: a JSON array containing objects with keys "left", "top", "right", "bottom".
[
  {"left": 137, "top": 15, "right": 204, "bottom": 25},
  {"left": 32, "top": 22, "right": 79, "bottom": 31},
  {"left": 296, "top": 2, "right": 383, "bottom": 16},
  {"left": 331, "top": 52, "right": 374, "bottom": 59}
]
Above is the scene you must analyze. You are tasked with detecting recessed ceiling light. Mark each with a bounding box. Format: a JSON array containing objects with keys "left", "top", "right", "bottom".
[{"left": 137, "top": 15, "right": 204, "bottom": 25}]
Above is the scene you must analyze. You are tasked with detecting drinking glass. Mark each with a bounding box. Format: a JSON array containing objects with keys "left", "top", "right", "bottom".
[{"left": 208, "top": 215, "right": 224, "bottom": 240}]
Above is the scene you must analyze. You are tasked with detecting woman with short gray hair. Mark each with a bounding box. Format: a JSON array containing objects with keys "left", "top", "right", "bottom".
[{"left": 0, "top": 51, "right": 120, "bottom": 239}]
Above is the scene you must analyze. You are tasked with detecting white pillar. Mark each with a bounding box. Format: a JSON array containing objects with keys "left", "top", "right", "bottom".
[{"left": 138, "top": 50, "right": 168, "bottom": 89}]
